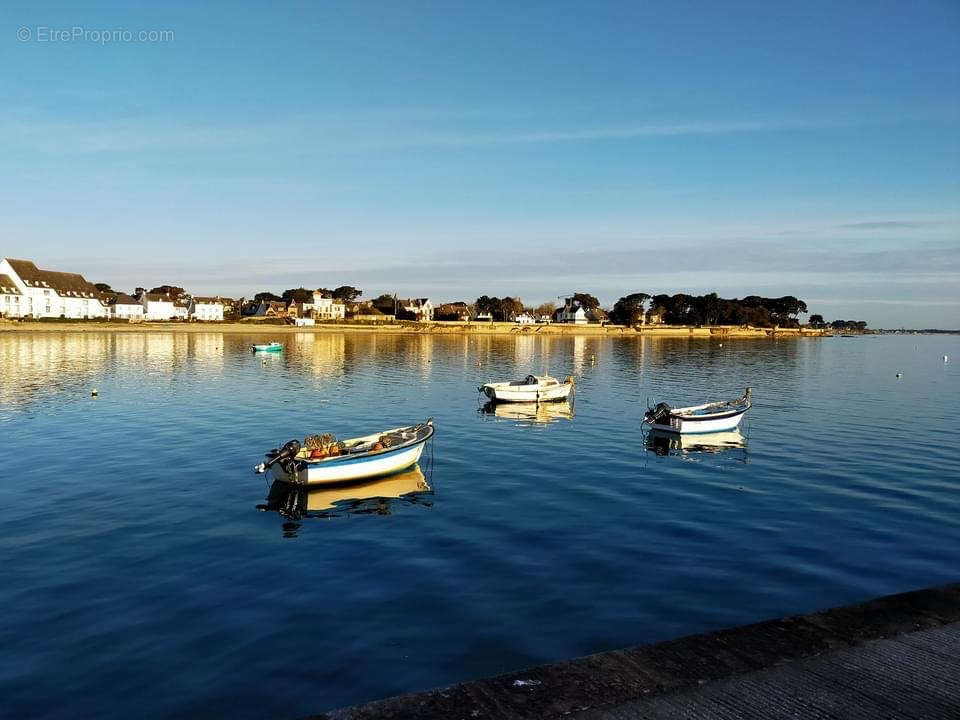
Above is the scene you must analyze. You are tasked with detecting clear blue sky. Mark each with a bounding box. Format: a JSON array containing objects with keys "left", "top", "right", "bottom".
[{"left": 2, "top": 0, "right": 958, "bottom": 326}]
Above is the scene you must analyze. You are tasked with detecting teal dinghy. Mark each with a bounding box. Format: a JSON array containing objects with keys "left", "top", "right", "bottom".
[{"left": 252, "top": 341, "right": 284, "bottom": 352}]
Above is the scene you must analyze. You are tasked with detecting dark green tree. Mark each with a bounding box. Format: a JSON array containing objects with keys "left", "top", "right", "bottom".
[
  {"left": 149, "top": 285, "right": 185, "bottom": 297},
  {"left": 572, "top": 292, "right": 600, "bottom": 310},
  {"left": 282, "top": 288, "right": 313, "bottom": 303},
  {"left": 332, "top": 286, "right": 363, "bottom": 302},
  {"left": 610, "top": 293, "right": 650, "bottom": 325}
]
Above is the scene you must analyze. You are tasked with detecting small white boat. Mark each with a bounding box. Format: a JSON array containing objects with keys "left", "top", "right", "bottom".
[
  {"left": 479, "top": 374, "right": 574, "bottom": 403},
  {"left": 255, "top": 419, "right": 434, "bottom": 485},
  {"left": 643, "top": 388, "right": 751, "bottom": 434}
]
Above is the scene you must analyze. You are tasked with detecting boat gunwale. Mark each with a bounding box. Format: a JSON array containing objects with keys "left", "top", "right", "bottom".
[
  {"left": 297, "top": 420, "right": 434, "bottom": 466},
  {"left": 667, "top": 401, "right": 751, "bottom": 422}
]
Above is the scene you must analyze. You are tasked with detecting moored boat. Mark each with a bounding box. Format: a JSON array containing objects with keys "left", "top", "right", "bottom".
[
  {"left": 643, "top": 388, "right": 751, "bottom": 434},
  {"left": 478, "top": 374, "right": 574, "bottom": 403},
  {"left": 255, "top": 419, "right": 434, "bottom": 485},
  {"left": 252, "top": 341, "right": 283, "bottom": 352}
]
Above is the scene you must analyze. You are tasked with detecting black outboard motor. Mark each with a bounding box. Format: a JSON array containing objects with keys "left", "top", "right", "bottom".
[
  {"left": 255, "top": 439, "right": 301, "bottom": 475},
  {"left": 644, "top": 402, "right": 673, "bottom": 425}
]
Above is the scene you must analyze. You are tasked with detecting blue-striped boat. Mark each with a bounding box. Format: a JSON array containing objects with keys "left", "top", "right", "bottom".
[{"left": 255, "top": 419, "right": 434, "bottom": 485}]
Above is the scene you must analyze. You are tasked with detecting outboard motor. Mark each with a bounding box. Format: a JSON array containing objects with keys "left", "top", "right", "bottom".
[
  {"left": 644, "top": 402, "right": 673, "bottom": 425},
  {"left": 254, "top": 439, "right": 301, "bottom": 475}
]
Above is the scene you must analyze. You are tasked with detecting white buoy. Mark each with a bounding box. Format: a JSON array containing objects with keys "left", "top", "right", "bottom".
[
  {"left": 944, "top": 355, "right": 949, "bottom": 362},
  {"left": 896, "top": 373, "right": 903, "bottom": 378},
  {"left": 719, "top": 343, "right": 723, "bottom": 347},
  {"left": 91, "top": 388, "right": 98, "bottom": 396}
]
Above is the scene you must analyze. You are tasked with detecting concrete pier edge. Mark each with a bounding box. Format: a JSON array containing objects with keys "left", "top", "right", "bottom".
[{"left": 315, "top": 582, "right": 960, "bottom": 719}]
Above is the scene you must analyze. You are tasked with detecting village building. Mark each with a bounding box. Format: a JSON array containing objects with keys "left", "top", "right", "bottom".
[
  {"left": 140, "top": 293, "right": 176, "bottom": 321},
  {"left": 398, "top": 298, "right": 434, "bottom": 321},
  {"left": 254, "top": 300, "right": 288, "bottom": 318},
  {"left": 285, "top": 300, "right": 311, "bottom": 320},
  {"left": 347, "top": 302, "right": 394, "bottom": 322},
  {"left": 312, "top": 293, "right": 345, "bottom": 321},
  {"left": 0, "top": 273, "right": 24, "bottom": 318},
  {"left": 435, "top": 302, "right": 471, "bottom": 321},
  {"left": 514, "top": 312, "right": 537, "bottom": 324},
  {"left": 555, "top": 298, "right": 588, "bottom": 324},
  {"left": 106, "top": 293, "right": 145, "bottom": 320},
  {"left": 586, "top": 308, "right": 609, "bottom": 324},
  {"left": 0, "top": 258, "right": 108, "bottom": 319},
  {"left": 173, "top": 298, "right": 190, "bottom": 321},
  {"left": 190, "top": 296, "right": 225, "bottom": 322}
]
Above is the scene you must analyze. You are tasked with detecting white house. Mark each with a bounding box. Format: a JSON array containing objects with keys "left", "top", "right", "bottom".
[
  {"left": 141, "top": 293, "right": 176, "bottom": 321},
  {"left": 173, "top": 298, "right": 190, "bottom": 321},
  {"left": 106, "top": 293, "right": 144, "bottom": 320},
  {"left": 190, "top": 296, "right": 224, "bottom": 322},
  {"left": 556, "top": 298, "right": 588, "bottom": 324},
  {"left": 0, "top": 273, "right": 25, "bottom": 317},
  {"left": 399, "top": 297, "right": 434, "bottom": 321},
  {"left": 312, "top": 292, "right": 345, "bottom": 321},
  {"left": 515, "top": 312, "right": 537, "bottom": 325},
  {"left": 0, "top": 258, "right": 108, "bottom": 319}
]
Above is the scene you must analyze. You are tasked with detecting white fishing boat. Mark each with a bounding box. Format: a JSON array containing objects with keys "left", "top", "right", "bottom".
[
  {"left": 478, "top": 374, "right": 574, "bottom": 403},
  {"left": 254, "top": 419, "right": 434, "bottom": 485},
  {"left": 643, "top": 388, "right": 751, "bottom": 434}
]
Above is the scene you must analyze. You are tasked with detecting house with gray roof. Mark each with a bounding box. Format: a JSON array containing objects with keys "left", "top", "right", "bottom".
[{"left": 0, "top": 258, "right": 108, "bottom": 318}]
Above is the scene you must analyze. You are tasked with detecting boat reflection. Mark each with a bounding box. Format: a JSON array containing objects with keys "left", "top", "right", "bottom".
[
  {"left": 479, "top": 400, "right": 574, "bottom": 424},
  {"left": 645, "top": 428, "right": 748, "bottom": 461},
  {"left": 257, "top": 464, "right": 433, "bottom": 531}
]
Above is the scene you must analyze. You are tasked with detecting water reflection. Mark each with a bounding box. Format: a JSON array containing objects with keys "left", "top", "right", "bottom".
[
  {"left": 479, "top": 400, "right": 574, "bottom": 424},
  {"left": 645, "top": 428, "right": 748, "bottom": 462},
  {"left": 257, "top": 465, "right": 433, "bottom": 534}
]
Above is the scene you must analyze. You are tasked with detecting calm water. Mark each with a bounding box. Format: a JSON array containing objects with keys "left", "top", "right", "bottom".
[{"left": 1, "top": 331, "right": 958, "bottom": 718}]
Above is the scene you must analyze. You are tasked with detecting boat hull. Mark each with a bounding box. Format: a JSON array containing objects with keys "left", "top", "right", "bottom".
[
  {"left": 482, "top": 383, "right": 572, "bottom": 403},
  {"left": 648, "top": 407, "right": 748, "bottom": 434},
  {"left": 269, "top": 428, "right": 432, "bottom": 486}
]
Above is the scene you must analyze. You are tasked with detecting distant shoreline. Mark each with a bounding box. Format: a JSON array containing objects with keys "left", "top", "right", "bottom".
[{"left": 0, "top": 320, "right": 830, "bottom": 337}]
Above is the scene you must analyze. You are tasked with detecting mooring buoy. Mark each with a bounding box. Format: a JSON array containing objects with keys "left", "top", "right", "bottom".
[
  {"left": 896, "top": 373, "right": 903, "bottom": 378},
  {"left": 91, "top": 388, "right": 98, "bottom": 396}
]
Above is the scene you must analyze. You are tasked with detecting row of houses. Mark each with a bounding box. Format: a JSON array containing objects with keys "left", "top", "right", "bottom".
[
  {"left": 240, "top": 295, "right": 435, "bottom": 322},
  {"left": 1, "top": 257, "right": 660, "bottom": 326},
  {"left": 0, "top": 258, "right": 231, "bottom": 321}
]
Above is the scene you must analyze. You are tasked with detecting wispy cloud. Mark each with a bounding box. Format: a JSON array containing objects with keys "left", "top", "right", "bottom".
[
  {"left": 0, "top": 111, "right": 942, "bottom": 156},
  {"left": 839, "top": 221, "right": 932, "bottom": 230}
]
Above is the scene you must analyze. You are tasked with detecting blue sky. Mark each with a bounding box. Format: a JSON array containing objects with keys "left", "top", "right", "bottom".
[{"left": 2, "top": 1, "right": 958, "bottom": 327}]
